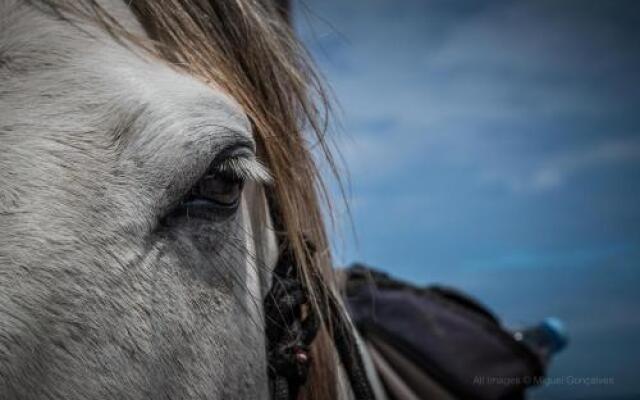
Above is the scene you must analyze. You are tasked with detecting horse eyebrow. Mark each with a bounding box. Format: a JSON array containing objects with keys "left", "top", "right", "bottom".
[{"left": 215, "top": 155, "right": 272, "bottom": 184}]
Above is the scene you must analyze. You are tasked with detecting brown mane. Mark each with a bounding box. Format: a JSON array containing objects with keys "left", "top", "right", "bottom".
[{"left": 36, "top": 1, "right": 343, "bottom": 399}]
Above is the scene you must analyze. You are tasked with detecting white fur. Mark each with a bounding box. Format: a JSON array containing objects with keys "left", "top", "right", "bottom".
[
  {"left": 0, "top": 1, "right": 276, "bottom": 399},
  {"left": 0, "top": 2, "right": 387, "bottom": 399}
]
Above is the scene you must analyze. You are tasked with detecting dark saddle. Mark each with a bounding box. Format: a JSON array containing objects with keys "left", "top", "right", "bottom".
[{"left": 343, "top": 264, "right": 567, "bottom": 400}]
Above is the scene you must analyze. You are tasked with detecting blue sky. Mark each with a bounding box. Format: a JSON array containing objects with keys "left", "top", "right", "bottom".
[{"left": 295, "top": 1, "right": 640, "bottom": 399}]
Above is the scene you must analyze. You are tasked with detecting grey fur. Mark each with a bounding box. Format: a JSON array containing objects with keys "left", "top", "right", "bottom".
[{"left": 0, "top": 1, "right": 276, "bottom": 398}]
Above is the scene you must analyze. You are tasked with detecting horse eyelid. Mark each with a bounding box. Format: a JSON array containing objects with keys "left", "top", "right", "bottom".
[{"left": 214, "top": 155, "right": 272, "bottom": 184}]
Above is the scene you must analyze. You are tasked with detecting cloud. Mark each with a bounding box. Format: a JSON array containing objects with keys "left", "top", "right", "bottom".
[
  {"left": 479, "top": 137, "right": 640, "bottom": 193},
  {"left": 300, "top": 0, "right": 640, "bottom": 198}
]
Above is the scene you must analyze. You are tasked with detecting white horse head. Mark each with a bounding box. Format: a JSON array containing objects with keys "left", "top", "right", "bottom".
[{"left": 0, "top": 1, "right": 381, "bottom": 399}]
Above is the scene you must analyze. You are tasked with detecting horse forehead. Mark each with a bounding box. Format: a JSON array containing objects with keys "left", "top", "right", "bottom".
[
  {"left": 99, "top": 54, "right": 252, "bottom": 135},
  {"left": 2, "top": 0, "right": 251, "bottom": 134},
  {"left": 84, "top": 34, "right": 251, "bottom": 135}
]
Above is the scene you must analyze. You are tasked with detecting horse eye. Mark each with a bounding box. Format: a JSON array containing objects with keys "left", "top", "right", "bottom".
[{"left": 191, "top": 174, "right": 244, "bottom": 208}]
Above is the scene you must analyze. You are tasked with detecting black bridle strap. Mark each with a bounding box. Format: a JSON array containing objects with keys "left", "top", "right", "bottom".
[
  {"left": 264, "top": 242, "right": 376, "bottom": 400},
  {"left": 321, "top": 287, "right": 376, "bottom": 400},
  {"left": 264, "top": 246, "right": 319, "bottom": 400}
]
